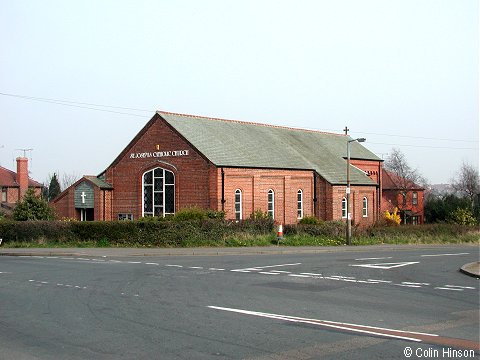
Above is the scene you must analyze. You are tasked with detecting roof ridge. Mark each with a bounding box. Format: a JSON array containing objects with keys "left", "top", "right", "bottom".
[{"left": 157, "top": 110, "right": 345, "bottom": 137}]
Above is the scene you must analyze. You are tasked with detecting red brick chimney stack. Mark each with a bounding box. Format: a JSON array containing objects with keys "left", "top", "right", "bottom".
[{"left": 16, "top": 157, "right": 29, "bottom": 200}]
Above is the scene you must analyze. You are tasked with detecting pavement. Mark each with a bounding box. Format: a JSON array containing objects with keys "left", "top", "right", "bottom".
[
  {"left": 460, "top": 261, "right": 480, "bottom": 278},
  {"left": 1, "top": 244, "right": 479, "bottom": 277}
]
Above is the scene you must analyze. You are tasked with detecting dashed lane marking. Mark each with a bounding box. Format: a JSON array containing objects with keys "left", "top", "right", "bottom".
[
  {"left": 421, "top": 253, "right": 470, "bottom": 257},
  {"left": 443, "top": 285, "right": 476, "bottom": 289},
  {"left": 9, "top": 257, "right": 476, "bottom": 293},
  {"left": 434, "top": 287, "right": 463, "bottom": 291}
]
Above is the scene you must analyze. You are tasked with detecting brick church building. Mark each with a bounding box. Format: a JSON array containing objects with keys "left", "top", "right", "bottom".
[{"left": 53, "top": 111, "right": 383, "bottom": 225}]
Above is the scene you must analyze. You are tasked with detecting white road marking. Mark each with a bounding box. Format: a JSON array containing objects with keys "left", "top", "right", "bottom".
[
  {"left": 434, "top": 287, "right": 463, "bottom": 291},
  {"left": 300, "top": 273, "right": 322, "bottom": 276},
  {"left": 350, "top": 262, "right": 419, "bottom": 269},
  {"left": 421, "top": 253, "right": 469, "bottom": 257},
  {"left": 231, "top": 263, "right": 301, "bottom": 273},
  {"left": 402, "top": 282, "right": 430, "bottom": 286},
  {"left": 208, "top": 306, "right": 437, "bottom": 342},
  {"left": 395, "top": 283, "right": 422, "bottom": 288},
  {"left": 443, "top": 285, "right": 476, "bottom": 289},
  {"left": 259, "top": 263, "right": 302, "bottom": 269},
  {"left": 12, "top": 257, "right": 476, "bottom": 294}
]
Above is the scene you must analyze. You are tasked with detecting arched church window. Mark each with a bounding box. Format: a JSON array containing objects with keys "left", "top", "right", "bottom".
[{"left": 143, "top": 167, "right": 175, "bottom": 217}]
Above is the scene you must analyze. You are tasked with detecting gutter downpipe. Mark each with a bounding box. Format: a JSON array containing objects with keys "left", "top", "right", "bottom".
[{"left": 221, "top": 167, "right": 225, "bottom": 212}]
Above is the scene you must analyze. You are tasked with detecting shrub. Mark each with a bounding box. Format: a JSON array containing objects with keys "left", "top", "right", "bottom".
[
  {"left": 299, "top": 216, "right": 322, "bottom": 225},
  {"left": 13, "top": 188, "right": 56, "bottom": 221},
  {"left": 384, "top": 208, "right": 401, "bottom": 226},
  {"left": 447, "top": 208, "right": 477, "bottom": 226},
  {"left": 284, "top": 220, "right": 345, "bottom": 239},
  {"left": 173, "top": 207, "right": 208, "bottom": 221}
]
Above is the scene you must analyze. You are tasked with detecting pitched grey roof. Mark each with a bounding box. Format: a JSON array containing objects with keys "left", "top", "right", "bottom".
[
  {"left": 84, "top": 176, "right": 113, "bottom": 189},
  {"left": 159, "top": 112, "right": 380, "bottom": 185}
]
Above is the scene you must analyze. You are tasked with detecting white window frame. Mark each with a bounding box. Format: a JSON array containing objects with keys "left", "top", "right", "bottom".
[
  {"left": 142, "top": 167, "right": 175, "bottom": 217},
  {"left": 267, "top": 189, "right": 275, "bottom": 219},
  {"left": 362, "top": 197, "right": 368, "bottom": 217},
  {"left": 235, "top": 189, "right": 242, "bottom": 221},
  {"left": 118, "top": 213, "right": 134, "bottom": 221},
  {"left": 412, "top": 192, "right": 418, "bottom": 205},
  {"left": 297, "top": 189, "right": 303, "bottom": 219},
  {"left": 342, "top": 197, "right": 347, "bottom": 218}
]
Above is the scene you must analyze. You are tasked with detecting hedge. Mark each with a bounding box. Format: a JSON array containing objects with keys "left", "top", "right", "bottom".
[
  {"left": 0, "top": 218, "right": 275, "bottom": 247},
  {"left": 0, "top": 219, "right": 477, "bottom": 247}
]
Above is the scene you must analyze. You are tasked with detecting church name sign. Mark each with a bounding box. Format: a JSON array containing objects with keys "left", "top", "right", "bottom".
[{"left": 130, "top": 150, "right": 189, "bottom": 159}]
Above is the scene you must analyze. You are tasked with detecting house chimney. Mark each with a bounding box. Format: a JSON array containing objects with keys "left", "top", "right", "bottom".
[{"left": 16, "top": 157, "right": 29, "bottom": 200}]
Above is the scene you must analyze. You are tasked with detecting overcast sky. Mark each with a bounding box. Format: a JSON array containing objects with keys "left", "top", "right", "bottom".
[{"left": 1, "top": 0, "right": 478, "bottom": 186}]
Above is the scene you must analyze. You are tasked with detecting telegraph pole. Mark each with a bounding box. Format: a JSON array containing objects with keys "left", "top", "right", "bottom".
[{"left": 346, "top": 137, "right": 366, "bottom": 245}]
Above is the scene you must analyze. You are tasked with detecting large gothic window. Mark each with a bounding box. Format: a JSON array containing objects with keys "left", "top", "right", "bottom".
[{"left": 143, "top": 167, "right": 175, "bottom": 217}]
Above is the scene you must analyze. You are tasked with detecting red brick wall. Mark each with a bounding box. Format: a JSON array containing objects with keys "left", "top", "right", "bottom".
[
  {"left": 104, "top": 119, "right": 213, "bottom": 219},
  {"left": 217, "top": 167, "right": 314, "bottom": 224},
  {"left": 51, "top": 190, "right": 75, "bottom": 220},
  {"left": 382, "top": 189, "right": 424, "bottom": 224},
  {"left": 6, "top": 187, "right": 19, "bottom": 203}
]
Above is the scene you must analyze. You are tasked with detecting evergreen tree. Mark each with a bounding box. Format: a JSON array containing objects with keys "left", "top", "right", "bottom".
[
  {"left": 13, "top": 188, "right": 56, "bottom": 221},
  {"left": 48, "top": 173, "right": 62, "bottom": 201}
]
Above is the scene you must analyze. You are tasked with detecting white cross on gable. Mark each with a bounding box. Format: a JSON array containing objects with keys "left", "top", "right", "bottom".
[{"left": 81, "top": 191, "right": 86, "bottom": 204}]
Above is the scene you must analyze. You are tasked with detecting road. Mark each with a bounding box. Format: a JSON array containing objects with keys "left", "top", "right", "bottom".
[{"left": 0, "top": 245, "right": 478, "bottom": 359}]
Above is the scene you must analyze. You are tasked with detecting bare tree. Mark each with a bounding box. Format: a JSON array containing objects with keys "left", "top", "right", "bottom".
[
  {"left": 384, "top": 148, "right": 427, "bottom": 189},
  {"left": 451, "top": 162, "right": 480, "bottom": 208},
  {"left": 61, "top": 172, "right": 80, "bottom": 191}
]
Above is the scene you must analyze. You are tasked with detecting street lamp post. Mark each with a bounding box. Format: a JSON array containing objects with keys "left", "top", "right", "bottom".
[{"left": 346, "top": 137, "right": 366, "bottom": 245}]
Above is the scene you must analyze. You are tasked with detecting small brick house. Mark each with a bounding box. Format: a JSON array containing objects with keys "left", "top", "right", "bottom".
[
  {"left": 53, "top": 111, "right": 383, "bottom": 225},
  {"left": 381, "top": 169, "right": 425, "bottom": 224},
  {"left": 0, "top": 157, "right": 43, "bottom": 215}
]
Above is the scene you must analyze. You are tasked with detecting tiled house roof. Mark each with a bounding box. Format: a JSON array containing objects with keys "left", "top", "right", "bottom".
[
  {"left": 382, "top": 169, "right": 424, "bottom": 190},
  {"left": 0, "top": 165, "right": 43, "bottom": 188}
]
